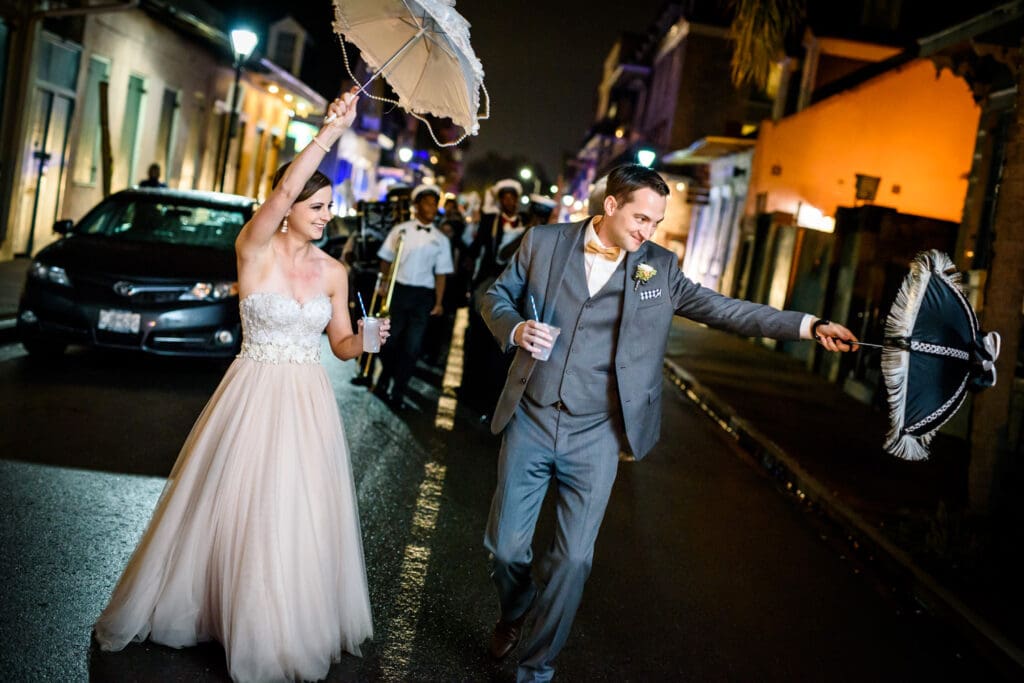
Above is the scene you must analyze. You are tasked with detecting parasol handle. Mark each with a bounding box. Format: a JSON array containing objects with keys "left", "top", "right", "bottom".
[
  {"left": 811, "top": 338, "right": 908, "bottom": 350},
  {"left": 325, "top": 27, "right": 427, "bottom": 123}
]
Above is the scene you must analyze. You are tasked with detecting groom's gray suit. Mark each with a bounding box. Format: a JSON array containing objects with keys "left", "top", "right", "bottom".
[{"left": 479, "top": 219, "right": 805, "bottom": 681}]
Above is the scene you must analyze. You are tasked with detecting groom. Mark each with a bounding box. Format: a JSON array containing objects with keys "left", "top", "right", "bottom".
[{"left": 478, "top": 164, "right": 857, "bottom": 681}]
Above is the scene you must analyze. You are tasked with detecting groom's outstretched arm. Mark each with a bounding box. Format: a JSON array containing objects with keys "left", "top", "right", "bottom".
[
  {"left": 666, "top": 255, "right": 858, "bottom": 349},
  {"left": 667, "top": 256, "right": 806, "bottom": 341},
  {"left": 480, "top": 228, "right": 536, "bottom": 353}
]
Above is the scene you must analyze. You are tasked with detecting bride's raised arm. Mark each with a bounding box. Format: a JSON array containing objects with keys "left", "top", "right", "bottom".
[{"left": 235, "top": 89, "right": 359, "bottom": 258}]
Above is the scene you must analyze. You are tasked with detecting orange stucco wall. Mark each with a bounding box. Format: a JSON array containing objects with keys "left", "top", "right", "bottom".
[{"left": 747, "top": 59, "right": 980, "bottom": 224}]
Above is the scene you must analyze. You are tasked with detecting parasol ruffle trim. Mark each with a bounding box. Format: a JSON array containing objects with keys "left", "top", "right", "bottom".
[
  {"left": 885, "top": 433, "right": 933, "bottom": 461},
  {"left": 881, "top": 250, "right": 973, "bottom": 461},
  {"left": 882, "top": 253, "right": 931, "bottom": 460},
  {"left": 881, "top": 344, "right": 929, "bottom": 460}
]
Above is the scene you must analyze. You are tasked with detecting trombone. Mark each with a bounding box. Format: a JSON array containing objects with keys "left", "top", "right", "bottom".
[
  {"left": 379, "top": 232, "right": 404, "bottom": 317},
  {"left": 359, "top": 232, "right": 404, "bottom": 378}
]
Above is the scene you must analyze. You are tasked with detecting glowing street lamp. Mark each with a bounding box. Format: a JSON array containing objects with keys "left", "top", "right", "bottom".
[
  {"left": 219, "top": 28, "right": 259, "bottom": 192},
  {"left": 231, "top": 28, "right": 258, "bottom": 63},
  {"left": 519, "top": 167, "right": 539, "bottom": 194},
  {"left": 397, "top": 147, "right": 414, "bottom": 163}
]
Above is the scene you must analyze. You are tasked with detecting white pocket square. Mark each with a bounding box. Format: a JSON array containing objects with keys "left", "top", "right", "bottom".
[{"left": 639, "top": 288, "right": 662, "bottom": 302}]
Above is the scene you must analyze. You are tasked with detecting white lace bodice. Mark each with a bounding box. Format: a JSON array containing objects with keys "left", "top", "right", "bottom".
[{"left": 237, "top": 292, "right": 332, "bottom": 364}]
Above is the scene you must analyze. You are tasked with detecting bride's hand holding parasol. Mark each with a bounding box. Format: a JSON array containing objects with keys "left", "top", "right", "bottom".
[{"left": 317, "top": 87, "right": 360, "bottom": 146}]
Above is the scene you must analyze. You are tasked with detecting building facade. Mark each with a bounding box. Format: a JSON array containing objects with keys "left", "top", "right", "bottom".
[{"left": 0, "top": 2, "right": 387, "bottom": 263}]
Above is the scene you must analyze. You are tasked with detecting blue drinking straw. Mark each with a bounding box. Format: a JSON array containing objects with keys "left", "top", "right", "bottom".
[
  {"left": 357, "top": 291, "right": 369, "bottom": 319},
  {"left": 530, "top": 294, "right": 540, "bottom": 322}
]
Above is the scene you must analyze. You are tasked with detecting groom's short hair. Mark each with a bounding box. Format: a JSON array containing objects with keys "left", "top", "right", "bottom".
[{"left": 605, "top": 164, "right": 669, "bottom": 206}]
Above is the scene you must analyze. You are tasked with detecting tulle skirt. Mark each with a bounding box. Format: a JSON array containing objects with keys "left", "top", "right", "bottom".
[{"left": 94, "top": 357, "right": 373, "bottom": 682}]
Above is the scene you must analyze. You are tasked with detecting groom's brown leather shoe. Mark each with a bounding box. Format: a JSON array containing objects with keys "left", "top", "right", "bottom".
[{"left": 489, "top": 609, "right": 528, "bottom": 660}]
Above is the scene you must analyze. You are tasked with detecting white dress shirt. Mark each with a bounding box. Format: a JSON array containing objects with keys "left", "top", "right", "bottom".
[
  {"left": 510, "top": 218, "right": 620, "bottom": 345},
  {"left": 378, "top": 220, "right": 454, "bottom": 289},
  {"left": 583, "top": 220, "right": 626, "bottom": 297},
  {"left": 494, "top": 213, "right": 523, "bottom": 266}
]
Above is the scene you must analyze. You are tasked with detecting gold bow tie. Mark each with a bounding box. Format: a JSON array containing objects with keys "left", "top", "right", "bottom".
[{"left": 585, "top": 240, "right": 621, "bottom": 261}]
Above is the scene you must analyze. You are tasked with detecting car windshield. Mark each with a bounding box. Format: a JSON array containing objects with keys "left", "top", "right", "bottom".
[{"left": 73, "top": 196, "right": 249, "bottom": 250}]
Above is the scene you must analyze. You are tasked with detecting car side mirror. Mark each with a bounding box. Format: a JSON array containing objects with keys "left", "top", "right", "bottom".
[{"left": 53, "top": 219, "right": 73, "bottom": 235}]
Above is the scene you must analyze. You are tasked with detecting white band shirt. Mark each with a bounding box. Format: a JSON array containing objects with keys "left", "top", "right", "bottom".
[{"left": 378, "top": 220, "right": 454, "bottom": 289}]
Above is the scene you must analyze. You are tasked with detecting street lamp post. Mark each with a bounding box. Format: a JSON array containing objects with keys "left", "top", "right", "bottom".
[{"left": 219, "top": 29, "right": 258, "bottom": 193}]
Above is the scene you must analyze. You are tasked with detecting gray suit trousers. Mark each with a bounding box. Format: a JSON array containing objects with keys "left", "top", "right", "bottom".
[{"left": 484, "top": 395, "right": 624, "bottom": 682}]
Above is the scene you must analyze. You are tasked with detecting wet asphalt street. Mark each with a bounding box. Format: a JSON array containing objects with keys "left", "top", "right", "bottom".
[{"left": 0, "top": 334, "right": 1001, "bottom": 682}]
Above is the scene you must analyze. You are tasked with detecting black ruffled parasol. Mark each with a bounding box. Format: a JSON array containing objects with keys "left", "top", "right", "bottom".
[{"left": 881, "top": 250, "right": 1001, "bottom": 461}]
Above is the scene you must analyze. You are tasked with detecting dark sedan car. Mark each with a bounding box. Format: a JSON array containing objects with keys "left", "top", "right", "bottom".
[{"left": 17, "top": 188, "right": 256, "bottom": 358}]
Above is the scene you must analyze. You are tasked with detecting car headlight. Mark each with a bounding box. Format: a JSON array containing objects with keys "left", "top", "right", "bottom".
[
  {"left": 180, "top": 281, "right": 239, "bottom": 301},
  {"left": 29, "top": 262, "right": 72, "bottom": 287}
]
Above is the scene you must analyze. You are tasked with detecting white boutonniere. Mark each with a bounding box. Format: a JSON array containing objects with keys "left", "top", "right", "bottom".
[{"left": 633, "top": 263, "right": 657, "bottom": 291}]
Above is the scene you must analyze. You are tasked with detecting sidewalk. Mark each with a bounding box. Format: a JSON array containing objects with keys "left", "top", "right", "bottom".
[
  {"left": 664, "top": 319, "right": 1023, "bottom": 678},
  {"left": 0, "top": 257, "right": 29, "bottom": 344}
]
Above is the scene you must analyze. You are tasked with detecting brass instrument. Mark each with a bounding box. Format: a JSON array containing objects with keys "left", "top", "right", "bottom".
[
  {"left": 379, "top": 232, "right": 404, "bottom": 316},
  {"left": 364, "top": 271, "right": 384, "bottom": 322},
  {"left": 359, "top": 232, "right": 404, "bottom": 377}
]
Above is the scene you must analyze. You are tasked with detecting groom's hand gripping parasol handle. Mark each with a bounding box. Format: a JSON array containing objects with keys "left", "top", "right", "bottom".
[{"left": 811, "top": 318, "right": 860, "bottom": 353}]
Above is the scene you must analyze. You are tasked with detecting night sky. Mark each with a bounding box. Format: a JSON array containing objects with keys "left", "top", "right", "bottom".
[
  {"left": 446, "top": 0, "right": 671, "bottom": 175},
  {"left": 211, "top": 0, "right": 673, "bottom": 177}
]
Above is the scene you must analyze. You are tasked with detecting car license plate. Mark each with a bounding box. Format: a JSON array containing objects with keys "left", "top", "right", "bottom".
[{"left": 98, "top": 309, "right": 141, "bottom": 334}]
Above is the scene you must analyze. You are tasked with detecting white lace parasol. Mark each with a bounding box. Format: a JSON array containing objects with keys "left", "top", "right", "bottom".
[{"left": 331, "top": 0, "right": 490, "bottom": 147}]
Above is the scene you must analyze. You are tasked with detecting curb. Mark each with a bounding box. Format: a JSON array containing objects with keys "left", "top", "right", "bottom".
[
  {"left": 663, "top": 357, "right": 1024, "bottom": 679},
  {"left": 0, "top": 316, "right": 17, "bottom": 346}
]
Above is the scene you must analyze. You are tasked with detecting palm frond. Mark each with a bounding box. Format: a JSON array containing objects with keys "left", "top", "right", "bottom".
[{"left": 728, "top": 0, "right": 806, "bottom": 89}]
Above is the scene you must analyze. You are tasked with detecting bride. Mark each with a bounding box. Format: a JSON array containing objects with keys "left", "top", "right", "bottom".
[{"left": 94, "top": 89, "right": 384, "bottom": 682}]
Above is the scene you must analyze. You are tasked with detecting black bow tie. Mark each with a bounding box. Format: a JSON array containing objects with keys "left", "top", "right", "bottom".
[{"left": 417, "top": 225, "right": 432, "bottom": 232}]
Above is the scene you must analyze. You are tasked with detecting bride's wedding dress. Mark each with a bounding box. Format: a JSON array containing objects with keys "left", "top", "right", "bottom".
[{"left": 95, "top": 291, "right": 373, "bottom": 682}]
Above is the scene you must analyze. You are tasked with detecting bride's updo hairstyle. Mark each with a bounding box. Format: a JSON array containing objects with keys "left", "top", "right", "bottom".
[{"left": 271, "top": 162, "right": 332, "bottom": 203}]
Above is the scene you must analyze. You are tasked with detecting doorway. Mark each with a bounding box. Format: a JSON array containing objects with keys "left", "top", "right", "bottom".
[{"left": 16, "top": 34, "right": 79, "bottom": 256}]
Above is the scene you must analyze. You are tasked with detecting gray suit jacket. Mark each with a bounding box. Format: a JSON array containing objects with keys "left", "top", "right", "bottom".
[{"left": 479, "top": 221, "right": 806, "bottom": 460}]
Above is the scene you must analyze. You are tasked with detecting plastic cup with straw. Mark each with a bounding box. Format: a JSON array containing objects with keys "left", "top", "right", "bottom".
[
  {"left": 358, "top": 292, "right": 381, "bottom": 354},
  {"left": 529, "top": 295, "right": 560, "bottom": 362}
]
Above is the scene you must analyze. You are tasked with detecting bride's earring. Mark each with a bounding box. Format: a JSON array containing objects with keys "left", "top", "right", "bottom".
[{"left": 280, "top": 214, "right": 289, "bottom": 233}]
